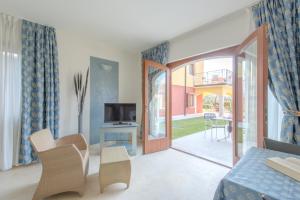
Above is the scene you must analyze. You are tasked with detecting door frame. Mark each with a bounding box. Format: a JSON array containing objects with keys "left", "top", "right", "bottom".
[
  {"left": 167, "top": 46, "right": 238, "bottom": 69},
  {"left": 232, "top": 24, "right": 268, "bottom": 163},
  {"left": 142, "top": 25, "right": 268, "bottom": 165},
  {"left": 143, "top": 60, "right": 171, "bottom": 154},
  {"left": 167, "top": 45, "right": 238, "bottom": 146}
]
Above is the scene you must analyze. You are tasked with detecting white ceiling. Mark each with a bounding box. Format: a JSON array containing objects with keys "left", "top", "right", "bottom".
[{"left": 0, "top": 0, "right": 258, "bottom": 53}]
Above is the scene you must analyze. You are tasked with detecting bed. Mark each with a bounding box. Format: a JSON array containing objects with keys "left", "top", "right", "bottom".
[{"left": 213, "top": 147, "right": 300, "bottom": 200}]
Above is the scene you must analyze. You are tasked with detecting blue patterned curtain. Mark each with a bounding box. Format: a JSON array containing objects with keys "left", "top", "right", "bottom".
[
  {"left": 142, "top": 41, "right": 169, "bottom": 65},
  {"left": 142, "top": 41, "right": 170, "bottom": 83},
  {"left": 19, "top": 20, "right": 59, "bottom": 164},
  {"left": 252, "top": 0, "right": 300, "bottom": 144}
]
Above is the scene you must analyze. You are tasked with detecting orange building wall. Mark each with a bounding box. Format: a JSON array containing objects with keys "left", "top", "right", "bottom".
[
  {"left": 197, "top": 95, "right": 203, "bottom": 113},
  {"left": 172, "top": 85, "right": 185, "bottom": 116},
  {"left": 172, "top": 85, "right": 196, "bottom": 116},
  {"left": 171, "top": 61, "right": 204, "bottom": 116}
]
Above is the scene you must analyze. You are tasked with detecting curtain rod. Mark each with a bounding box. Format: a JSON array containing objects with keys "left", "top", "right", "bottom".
[
  {"left": 248, "top": 0, "right": 262, "bottom": 8},
  {"left": 241, "top": 0, "right": 261, "bottom": 15},
  {"left": 0, "top": 12, "right": 53, "bottom": 28}
]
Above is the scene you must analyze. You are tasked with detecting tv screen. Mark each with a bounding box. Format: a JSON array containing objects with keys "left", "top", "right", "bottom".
[{"left": 104, "top": 103, "right": 136, "bottom": 122}]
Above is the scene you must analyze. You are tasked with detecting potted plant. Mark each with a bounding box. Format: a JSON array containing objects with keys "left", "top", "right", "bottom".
[{"left": 74, "top": 68, "right": 89, "bottom": 133}]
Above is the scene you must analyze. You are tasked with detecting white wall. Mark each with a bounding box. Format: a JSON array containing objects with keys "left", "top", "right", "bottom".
[
  {"left": 169, "top": 9, "right": 254, "bottom": 62},
  {"left": 57, "top": 8, "right": 253, "bottom": 141},
  {"left": 57, "top": 29, "right": 141, "bottom": 141}
]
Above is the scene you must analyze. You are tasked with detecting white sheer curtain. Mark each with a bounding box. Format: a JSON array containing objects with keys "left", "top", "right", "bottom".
[
  {"left": 0, "top": 13, "right": 22, "bottom": 171},
  {"left": 268, "top": 87, "right": 283, "bottom": 141}
]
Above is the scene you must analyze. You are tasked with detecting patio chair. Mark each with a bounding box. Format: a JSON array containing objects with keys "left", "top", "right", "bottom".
[{"left": 203, "top": 113, "right": 226, "bottom": 140}]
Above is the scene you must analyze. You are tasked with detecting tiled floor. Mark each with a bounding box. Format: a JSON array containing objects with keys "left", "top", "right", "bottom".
[
  {"left": 172, "top": 129, "right": 233, "bottom": 167},
  {"left": 0, "top": 147, "right": 229, "bottom": 200}
]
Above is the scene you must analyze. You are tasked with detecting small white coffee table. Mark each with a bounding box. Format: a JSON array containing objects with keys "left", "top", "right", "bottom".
[{"left": 99, "top": 146, "right": 131, "bottom": 193}]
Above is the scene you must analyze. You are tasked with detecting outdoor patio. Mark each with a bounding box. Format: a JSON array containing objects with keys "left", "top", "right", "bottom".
[{"left": 172, "top": 128, "right": 233, "bottom": 167}]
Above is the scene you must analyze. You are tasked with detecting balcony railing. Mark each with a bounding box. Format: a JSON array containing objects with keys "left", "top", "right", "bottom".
[{"left": 194, "top": 69, "right": 232, "bottom": 86}]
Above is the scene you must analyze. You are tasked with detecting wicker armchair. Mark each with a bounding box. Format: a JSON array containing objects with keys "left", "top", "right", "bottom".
[{"left": 29, "top": 129, "right": 89, "bottom": 200}]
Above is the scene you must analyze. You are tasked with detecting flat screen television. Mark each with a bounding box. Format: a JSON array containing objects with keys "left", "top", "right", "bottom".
[{"left": 104, "top": 103, "right": 136, "bottom": 123}]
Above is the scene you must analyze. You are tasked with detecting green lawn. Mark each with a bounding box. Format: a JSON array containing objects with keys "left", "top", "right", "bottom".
[{"left": 172, "top": 117, "right": 227, "bottom": 139}]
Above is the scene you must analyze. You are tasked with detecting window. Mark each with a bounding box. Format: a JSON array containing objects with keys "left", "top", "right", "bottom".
[
  {"left": 2, "top": 51, "right": 19, "bottom": 58},
  {"left": 159, "top": 93, "right": 166, "bottom": 109},
  {"left": 188, "top": 64, "right": 194, "bottom": 76},
  {"left": 187, "top": 94, "right": 195, "bottom": 107}
]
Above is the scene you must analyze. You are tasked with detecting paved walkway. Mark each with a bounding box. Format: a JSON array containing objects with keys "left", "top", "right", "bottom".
[{"left": 172, "top": 128, "right": 233, "bottom": 167}]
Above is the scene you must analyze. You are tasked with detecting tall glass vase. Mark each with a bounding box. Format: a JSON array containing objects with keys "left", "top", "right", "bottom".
[{"left": 78, "top": 113, "right": 83, "bottom": 133}]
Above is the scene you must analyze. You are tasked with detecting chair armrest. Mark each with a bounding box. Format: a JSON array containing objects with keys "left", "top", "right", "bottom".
[
  {"left": 39, "top": 144, "right": 84, "bottom": 175},
  {"left": 56, "top": 134, "right": 88, "bottom": 150}
]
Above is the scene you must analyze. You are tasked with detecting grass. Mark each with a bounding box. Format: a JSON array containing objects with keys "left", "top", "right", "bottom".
[{"left": 172, "top": 117, "right": 227, "bottom": 140}]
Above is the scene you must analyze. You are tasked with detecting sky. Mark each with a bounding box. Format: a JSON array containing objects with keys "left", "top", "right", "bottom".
[{"left": 203, "top": 57, "right": 233, "bottom": 72}]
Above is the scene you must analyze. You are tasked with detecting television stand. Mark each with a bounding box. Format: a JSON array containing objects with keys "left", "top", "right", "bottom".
[
  {"left": 112, "top": 122, "right": 132, "bottom": 126},
  {"left": 100, "top": 122, "right": 138, "bottom": 155}
]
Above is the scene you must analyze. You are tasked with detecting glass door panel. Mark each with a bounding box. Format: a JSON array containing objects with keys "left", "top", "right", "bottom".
[
  {"left": 236, "top": 41, "right": 258, "bottom": 157},
  {"left": 233, "top": 25, "right": 268, "bottom": 163},
  {"left": 143, "top": 60, "right": 170, "bottom": 154},
  {"left": 148, "top": 67, "right": 167, "bottom": 139}
]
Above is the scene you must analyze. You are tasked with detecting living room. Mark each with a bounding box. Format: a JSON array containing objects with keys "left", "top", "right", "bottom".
[{"left": 1, "top": 0, "right": 300, "bottom": 200}]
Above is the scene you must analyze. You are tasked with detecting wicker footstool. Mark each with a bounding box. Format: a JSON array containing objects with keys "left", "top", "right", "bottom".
[{"left": 99, "top": 146, "right": 131, "bottom": 193}]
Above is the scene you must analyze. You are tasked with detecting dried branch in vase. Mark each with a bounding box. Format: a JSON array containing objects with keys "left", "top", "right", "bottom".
[{"left": 73, "top": 67, "right": 89, "bottom": 133}]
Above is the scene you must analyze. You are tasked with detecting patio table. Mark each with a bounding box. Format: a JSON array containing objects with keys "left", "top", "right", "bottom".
[{"left": 215, "top": 117, "right": 232, "bottom": 141}]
